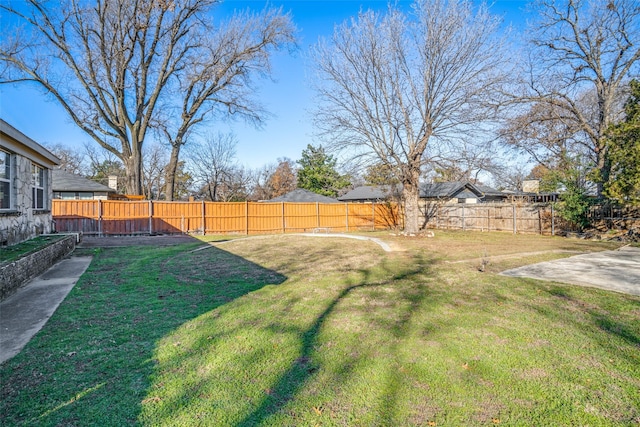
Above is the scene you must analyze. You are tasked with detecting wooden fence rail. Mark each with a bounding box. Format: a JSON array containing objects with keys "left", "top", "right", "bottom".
[
  {"left": 52, "top": 200, "right": 569, "bottom": 236},
  {"left": 52, "top": 200, "right": 400, "bottom": 236}
]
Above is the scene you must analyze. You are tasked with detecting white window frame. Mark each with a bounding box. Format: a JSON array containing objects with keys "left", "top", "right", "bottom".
[
  {"left": 0, "top": 150, "right": 12, "bottom": 210},
  {"left": 32, "top": 163, "right": 46, "bottom": 209}
]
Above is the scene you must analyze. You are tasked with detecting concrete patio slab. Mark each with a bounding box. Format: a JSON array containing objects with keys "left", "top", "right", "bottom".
[{"left": 500, "top": 246, "right": 640, "bottom": 296}]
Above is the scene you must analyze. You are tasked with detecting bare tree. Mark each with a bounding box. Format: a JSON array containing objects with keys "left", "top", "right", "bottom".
[
  {"left": 310, "top": 0, "right": 510, "bottom": 233},
  {"left": 187, "top": 132, "right": 238, "bottom": 201},
  {"left": 142, "top": 143, "right": 169, "bottom": 200},
  {"left": 490, "top": 164, "right": 530, "bottom": 192},
  {"left": 509, "top": 0, "right": 640, "bottom": 194},
  {"left": 0, "top": 0, "right": 295, "bottom": 196},
  {"left": 425, "top": 140, "right": 502, "bottom": 184},
  {"left": 215, "top": 165, "right": 253, "bottom": 202},
  {"left": 84, "top": 143, "right": 126, "bottom": 191},
  {"left": 251, "top": 158, "right": 297, "bottom": 200},
  {"left": 45, "top": 143, "right": 86, "bottom": 175},
  {"left": 160, "top": 7, "right": 296, "bottom": 200}
]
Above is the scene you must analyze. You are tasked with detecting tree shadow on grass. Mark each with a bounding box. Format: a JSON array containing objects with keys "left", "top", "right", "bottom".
[
  {"left": 0, "top": 241, "right": 286, "bottom": 426},
  {"left": 234, "top": 255, "right": 435, "bottom": 427},
  {"left": 530, "top": 285, "right": 640, "bottom": 365}
]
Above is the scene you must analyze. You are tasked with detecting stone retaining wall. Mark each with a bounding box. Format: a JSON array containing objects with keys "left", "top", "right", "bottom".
[{"left": 0, "top": 234, "right": 76, "bottom": 301}]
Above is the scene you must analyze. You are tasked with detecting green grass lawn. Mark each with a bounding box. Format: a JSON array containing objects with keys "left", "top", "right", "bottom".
[
  {"left": 1, "top": 232, "right": 638, "bottom": 426},
  {"left": 0, "top": 235, "right": 67, "bottom": 265}
]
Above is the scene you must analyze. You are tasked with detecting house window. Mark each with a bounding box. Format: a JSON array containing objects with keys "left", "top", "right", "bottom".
[
  {"left": 54, "top": 191, "right": 94, "bottom": 200},
  {"left": 0, "top": 150, "right": 11, "bottom": 210},
  {"left": 32, "top": 163, "right": 46, "bottom": 209},
  {"left": 56, "top": 192, "right": 76, "bottom": 200}
]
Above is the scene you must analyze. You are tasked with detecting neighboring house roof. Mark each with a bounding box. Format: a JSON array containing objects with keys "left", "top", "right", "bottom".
[
  {"left": 420, "top": 181, "right": 497, "bottom": 199},
  {"left": 340, "top": 181, "right": 506, "bottom": 201},
  {"left": 338, "top": 185, "right": 401, "bottom": 202},
  {"left": 0, "top": 119, "right": 60, "bottom": 167},
  {"left": 268, "top": 188, "right": 340, "bottom": 203},
  {"left": 52, "top": 169, "right": 115, "bottom": 193},
  {"left": 474, "top": 183, "right": 506, "bottom": 197}
]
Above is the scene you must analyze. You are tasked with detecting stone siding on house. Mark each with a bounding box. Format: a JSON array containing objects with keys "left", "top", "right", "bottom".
[{"left": 0, "top": 154, "right": 54, "bottom": 245}]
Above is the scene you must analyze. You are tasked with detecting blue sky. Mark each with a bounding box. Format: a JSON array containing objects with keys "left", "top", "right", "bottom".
[{"left": 0, "top": 0, "right": 531, "bottom": 170}]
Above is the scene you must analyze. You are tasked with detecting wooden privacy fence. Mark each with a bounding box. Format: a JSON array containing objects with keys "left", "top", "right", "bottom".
[
  {"left": 53, "top": 199, "right": 561, "bottom": 236},
  {"left": 587, "top": 205, "right": 640, "bottom": 230},
  {"left": 421, "top": 202, "right": 558, "bottom": 235},
  {"left": 52, "top": 200, "right": 400, "bottom": 236}
]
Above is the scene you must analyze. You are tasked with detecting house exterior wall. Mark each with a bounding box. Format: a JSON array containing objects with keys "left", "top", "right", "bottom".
[
  {"left": 0, "top": 121, "right": 58, "bottom": 245},
  {"left": 0, "top": 155, "right": 54, "bottom": 245}
]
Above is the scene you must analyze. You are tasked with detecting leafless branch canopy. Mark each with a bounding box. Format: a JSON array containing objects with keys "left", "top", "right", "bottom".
[
  {"left": 0, "top": 0, "right": 296, "bottom": 195},
  {"left": 311, "top": 0, "right": 511, "bottom": 232},
  {"left": 506, "top": 0, "right": 640, "bottom": 192}
]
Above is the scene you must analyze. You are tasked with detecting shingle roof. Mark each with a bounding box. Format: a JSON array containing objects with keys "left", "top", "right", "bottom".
[
  {"left": 475, "top": 183, "right": 506, "bottom": 197},
  {"left": 338, "top": 185, "right": 401, "bottom": 201},
  {"left": 339, "top": 181, "right": 505, "bottom": 201},
  {"left": 52, "top": 170, "right": 115, "bottom": 193},
  {"left": 420, "top": 181, "right": 486, "bottom": 198},
  {"left": 268, "top": 188, "right": 340, "bottom": 203}
]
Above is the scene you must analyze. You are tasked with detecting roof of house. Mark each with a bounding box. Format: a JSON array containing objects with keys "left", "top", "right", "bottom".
[
  {"left": 0, "top": 119, "right": 60, "bottom": 167},
  {"left": 52, "top": 169, "right": 115, "bottom": 193},
  {"left": 420, "top": 181, "right": 504, "bottom": 199},
  {"left": 268, "top": 188, "right": 340, "bottom": 203},
  {"left": 338, "top": 185, "right": 401, "bottom": 201},
  {"left": 339, "top": 181, "right": 505, "bottom": 201},
  {"left": 475, "top": 183, "right": 506, "bottom": 197}
]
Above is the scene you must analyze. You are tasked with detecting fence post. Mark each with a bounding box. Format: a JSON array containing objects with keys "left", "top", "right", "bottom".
[
  {"left": 345, "top": 203, "right": 349, "bottom": 232},
  {"left": 462, "top": 204, "right": 466, "bottom": 231},
  {"left": 149, "top": 200, "right": 153, "bottom": 235},
  {"left": 551, "top": 204, "right": 555, "bottom": 236},
  {"left": 316, "top": 202, "right": 320, "bottom": 229},
  {"left": 98, "top": 199, "right": 102, "bottom": 237},
  {"left": 512, "top": 204, "right": 517, "bottom": 234},
  {"left": 202, "top": 201, "right": 206, "bottom": 235},
  {"left": 282, "top": 202, "right": 285, "bottom": 234},
  {"left": 487, "top": 207, "right": 490, "bottom": 232},
  {"left": 245, "top": 201, "right": 249, "bottom": 235},
  {"left": 538, "top": 207, "right": 542, "bottom": 235}
]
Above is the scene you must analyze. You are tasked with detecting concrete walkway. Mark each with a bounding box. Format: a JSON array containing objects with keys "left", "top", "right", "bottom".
[
  {"left": 500, "top": 246, "right": 640, "bottom": 296},
  {"left": 0, "top": 256, "right": 92, "bottom": 364}
]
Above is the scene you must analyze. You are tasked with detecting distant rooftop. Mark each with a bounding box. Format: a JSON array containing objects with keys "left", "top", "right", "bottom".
[
  {"left": 268, "top": 188, "right": 340, "bottom": 203},
  {"left": 339, "top": 181, "right": 504, "bottom": 201},
  {"left": 52, "top": 170, "right": 115, "bottom": 193}
]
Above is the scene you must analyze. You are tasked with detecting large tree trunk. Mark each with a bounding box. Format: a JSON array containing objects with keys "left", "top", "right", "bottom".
[
  {"left": 165, "top": 145, "right": 181, "bottom": 201},
  {"left": 123, "top": 151, "right": 143, "bottom": 195},
  {"left": 402, "top": 167, "right": 422, "bottom": 234}
]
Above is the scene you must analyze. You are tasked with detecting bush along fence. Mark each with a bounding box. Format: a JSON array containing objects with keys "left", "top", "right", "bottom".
[
  {"left": 52, "top": 200, "right": 401, "bottom": 236},
  {"left": 52, "top": 199, "right": 569, "bottom": 236}
]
